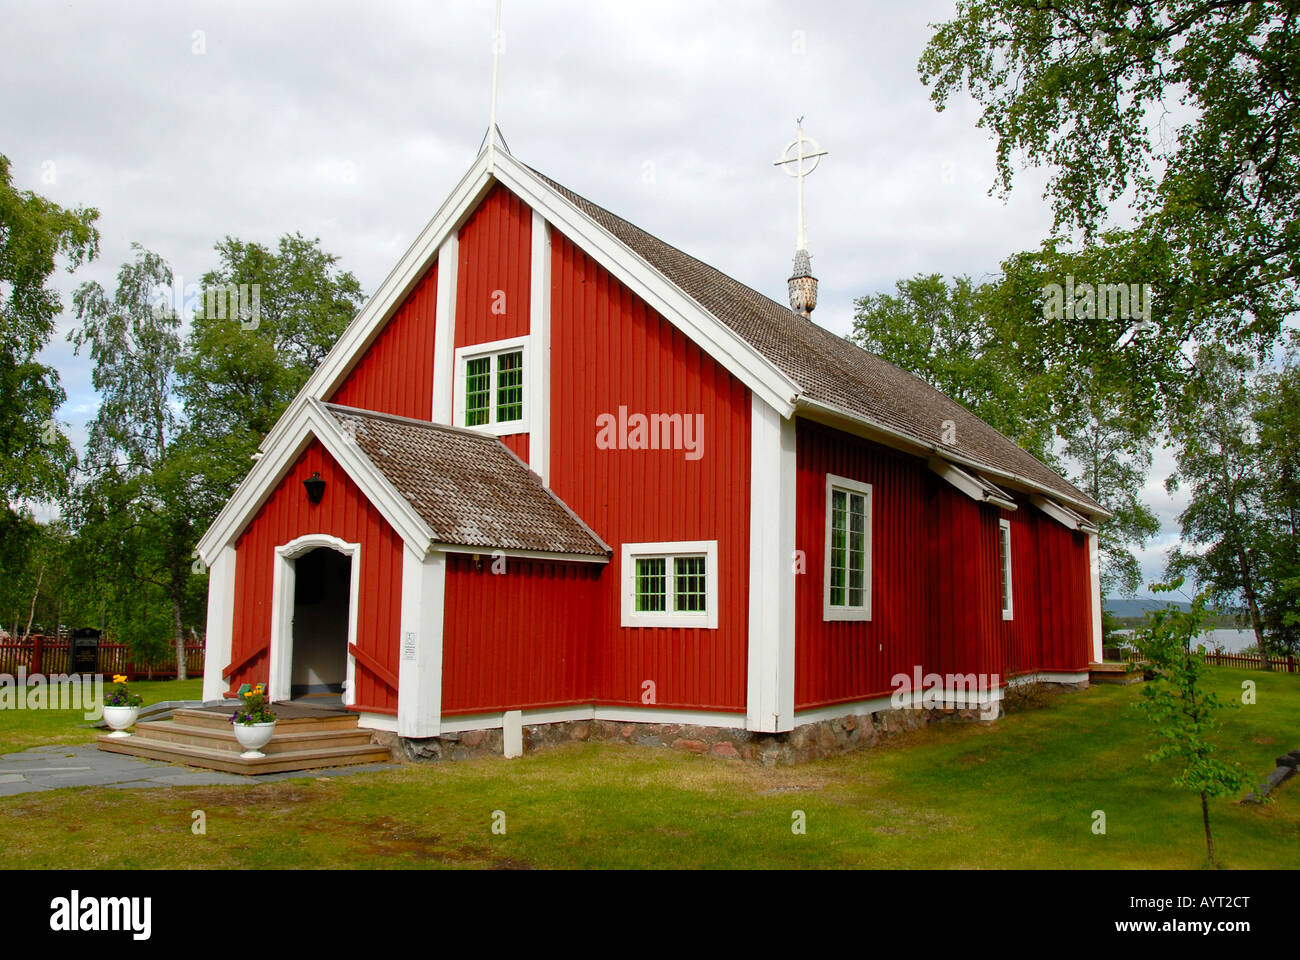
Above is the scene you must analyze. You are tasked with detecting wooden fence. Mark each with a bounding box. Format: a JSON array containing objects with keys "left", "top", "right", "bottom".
[
  {"left": 1205, "top": 651, "right": 1298, "bottom": 673},
  {"left": 0, "top": 636, "right": 205, "bottom": 681}
]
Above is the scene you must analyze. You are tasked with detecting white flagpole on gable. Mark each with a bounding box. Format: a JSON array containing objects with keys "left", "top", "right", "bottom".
[{"left": 487, "top": 0, "right": 503, "bottom": 166}]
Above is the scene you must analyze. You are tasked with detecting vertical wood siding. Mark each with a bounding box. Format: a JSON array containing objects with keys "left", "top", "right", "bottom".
[
  {"left": 329, "top": 263, "right": 438, "bottom": 419},
  {"left": 454, "top": 182, "right": 532, "bottom": 349},
  {"left": 547, "top": 231, "right": 751, "bottom": 713},
  {"left": 453, "top": 182, "right": 532, "bottom": 449},
  {"left": 441, "top": 554, "right": 602, "bottom": 714},
  {"left": 230, "top": 440, "right": 404, "bottom": 713},
  {"left": 794, "top": 420, "right": 1088, "bottom": 709}
]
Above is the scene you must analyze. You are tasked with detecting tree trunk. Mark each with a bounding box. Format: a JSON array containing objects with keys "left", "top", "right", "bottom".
[
  {"left": 172, "top": 594, "right": 187, "bottom": 682},
  {"left": 1200, "top": 791, "right": 1215, "bottom": 865},
  {"left": 23, "top": 564, "right": 45, "bottom": 640},
  {"left": 1235, "top": 546, "right": 1268, "bottom": 667}
]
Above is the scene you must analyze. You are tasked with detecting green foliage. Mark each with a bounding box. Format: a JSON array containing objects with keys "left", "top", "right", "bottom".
[
  {"left": 231, "top": 684, "right": 275, "bottom": 725},
  {"left": 850, "top": 271, "right": 1158, "bottom": 596},
  {"left": 1134, "top": 579, "right": 1250, "bottom": 862},
  {"left": 851, "top": 273, "right": 1055, "bottom": 457},
  {"left": 104, "top": 678, "right": 143, "bottom": 708},
  {"left": 0, "top": 153, "right": 97, "bottom": 521},
  {"left": 919, "top": 1, "right": 1300, "bottom": 365},
  {"left": 67, "top": 245, "right": 195, "bottom": 671}
]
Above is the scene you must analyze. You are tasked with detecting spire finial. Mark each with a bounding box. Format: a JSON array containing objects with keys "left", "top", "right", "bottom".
[
  {"left": 480, "top": 0, "right": 510, "bottom": 161},
  {"left": 774, "top": 120, "right": 827, "bottom": 318}
]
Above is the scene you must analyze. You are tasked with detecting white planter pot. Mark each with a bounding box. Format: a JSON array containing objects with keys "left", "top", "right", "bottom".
[
  {"left": 103, "top": 705, "right": 140, "bottom": 738},
  {"left": 233, "top": 721, "right": 277, "bottom": 759}
]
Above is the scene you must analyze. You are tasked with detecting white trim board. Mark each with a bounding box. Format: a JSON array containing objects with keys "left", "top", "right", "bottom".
[
  {"left": 798, "top": 398, "right": 1110, "bottom": 522},
  {"left": 620, "top": 540, "right": 719, "bottom": 629},
  {"left": 437, "top": 704, "right": 747, "bottom": 734},
  {"left": 452, "top": 334, "right": 533, "bottom": 436},
  {"left": 823, "top": 473, "right": 873, "bottom": 622},
  {"left": 253, "top": 148, "right": 798, "bottom": 470},
  {"left": 929, "top": 456, "right": 1017, "bottom": 511},
  {"left": 267, "top": 533, "right": 362, "bottom": 706},
  {"left": 746, "top": 395, "right": 796, "bottom": 733},
  {"left": 197, "top": 398, "right": 435, "bottom": 562}
]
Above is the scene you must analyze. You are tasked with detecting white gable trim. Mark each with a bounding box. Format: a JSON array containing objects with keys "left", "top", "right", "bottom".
[
  {"left": 196, "top": 398, "right": 435, "bottom": 562},
  {"left": 490, "top": 153, "right": 800, "bottom": 417},
  {"left": 255, "top": 150, "right": 797, "bottom": 470}
]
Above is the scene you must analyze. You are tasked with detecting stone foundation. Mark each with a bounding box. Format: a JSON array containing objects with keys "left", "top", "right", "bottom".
[{"left": 378, "top": 702, "right": 1000, "bottom": 766}]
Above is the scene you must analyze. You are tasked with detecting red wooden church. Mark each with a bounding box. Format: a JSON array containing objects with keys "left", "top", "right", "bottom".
[{"left": 196, "top": 142, "right": 1106, "bottom": 755}]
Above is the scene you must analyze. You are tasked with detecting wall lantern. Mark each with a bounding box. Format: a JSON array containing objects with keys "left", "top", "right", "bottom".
[{"left": 303, "top": 472, "right": 326, "bottom": 505}]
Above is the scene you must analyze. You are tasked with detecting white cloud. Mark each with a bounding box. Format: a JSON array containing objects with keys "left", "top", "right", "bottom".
[{"left": 2, "top": 0, "right": 1193, "bottom": 591}]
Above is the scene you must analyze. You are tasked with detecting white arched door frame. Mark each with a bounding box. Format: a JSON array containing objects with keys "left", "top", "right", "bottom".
[{"left": 268, "top": 533, "right": 362, "bottom": 706}]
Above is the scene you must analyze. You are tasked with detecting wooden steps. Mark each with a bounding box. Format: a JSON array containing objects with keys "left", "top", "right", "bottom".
[
  {"left": 96, "top": 705, "right": 393, "bottom": 775},
  {"left": 1088, "top": 661, "right": 1148, "bottom": 685}
]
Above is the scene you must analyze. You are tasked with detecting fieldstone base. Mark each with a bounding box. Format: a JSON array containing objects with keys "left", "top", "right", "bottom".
[{"left": 381, "top": 703, "right": 999, "bottom": 767}]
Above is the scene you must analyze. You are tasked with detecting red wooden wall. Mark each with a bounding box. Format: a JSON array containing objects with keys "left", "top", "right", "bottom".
[
  {"left": 329, "top": 263, "right": 438, "bottom": 419},
  {"left": 1000, "top": 503, "right": 1093, "bottom": 675},
  {"left": 794, "top": 420, "right": 1092, "bottom": 710},
  {"left": 548, "top": 231, "right": 752, "bottom": 713},
  {"left": 454, "top": 182, "right": 532, "bottom": 349},
  {"left": 441, "top": 555, "right": 602, "bottom": 715},
  {"left": 229, "top": 440, "right": 404, "bottom": 714}
]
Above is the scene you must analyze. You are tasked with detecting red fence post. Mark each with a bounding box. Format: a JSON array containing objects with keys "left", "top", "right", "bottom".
[{"left": 31, "top": 635, "right": 42, "bottom": 675}]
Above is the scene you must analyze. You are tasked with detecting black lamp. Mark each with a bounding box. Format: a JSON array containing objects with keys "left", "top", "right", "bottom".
[{"left": 303, "top": 471, "right": 326, "bottom": 505}]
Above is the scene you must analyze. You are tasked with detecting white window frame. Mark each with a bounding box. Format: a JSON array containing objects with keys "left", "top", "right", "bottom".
[
  {"left": 999, "top": 518, "right": 1014, "bottom": 620},
  {"left": 823, "top": 474, "right": 872, "bottom": 622},
  {"left": 621, "top": 540, "right": 719, "bottom": 629},
  {"left": 453, "top": 334, "right": 531, "bottom": 436}
]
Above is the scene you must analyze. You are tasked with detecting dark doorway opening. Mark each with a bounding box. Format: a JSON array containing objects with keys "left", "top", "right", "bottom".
[{"left": 290, "top": 547, "right": 351, "bottom": 703}]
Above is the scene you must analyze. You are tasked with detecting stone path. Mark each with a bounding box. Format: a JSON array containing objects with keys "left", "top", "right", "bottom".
[{"left": 0, "top": 743, "right": 396, "bottom": 796}]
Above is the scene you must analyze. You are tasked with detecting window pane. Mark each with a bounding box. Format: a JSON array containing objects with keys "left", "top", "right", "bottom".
[
  {"left": 636, "top": 557, "right": 666, "bottom": 612},
  {"left": 1000, "top": 527, "right": 1012, "bottom": 611},
  {"left": 829, "top": 489, "right": 847, "bottom": 606},
  {"left": 496, "top": 350, "right": 524, "bottom": 423},
  {"left": 848, "top": 492, "right": 866, "bottom": 606},
  {"left": 674, "top": 555, "right": 707, "bottom": 613},
  {"left": 465, "top": 357, "right": 491, "bottom": 426}
]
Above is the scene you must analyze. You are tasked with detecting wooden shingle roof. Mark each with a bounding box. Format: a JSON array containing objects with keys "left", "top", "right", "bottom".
[
  {"left": 324, "top": 404, "right": 610, "bottom": 559},
  {"left": 530, "top": 167, "right": 1102, "bottom": 514}
]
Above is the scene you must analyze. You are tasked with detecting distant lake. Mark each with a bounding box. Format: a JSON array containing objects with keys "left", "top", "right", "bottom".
[{"left": 1114, "top": 628, "right": 1257, "bottom": 653}]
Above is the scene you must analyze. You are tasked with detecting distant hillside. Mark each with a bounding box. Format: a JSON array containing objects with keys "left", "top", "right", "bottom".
[{"left": 1103, "top": 597, "right": 1192, "bottom": 617}]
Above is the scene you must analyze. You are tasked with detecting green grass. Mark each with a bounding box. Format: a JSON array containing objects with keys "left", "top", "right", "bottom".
[
  {"left": 0, "top": 669, "right": 1296, "bottom": 869},
  {"left": 0, "top": 679, "right": 203, "bottom": 756}
]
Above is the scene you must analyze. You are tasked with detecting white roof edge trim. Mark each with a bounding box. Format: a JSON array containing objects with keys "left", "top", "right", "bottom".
[
  {"left": 261, "top": 149, "right": 800, "bottom": 461},
  {"left": 257, "top": 153, "right": 497, "bottom": 456},
  {"left": 796, "top": 396, "right": 1112, "bottom": 521},
  {"left": 928, "top": 457, "right": 1018, "bottom": 511},
  {"left": 488, "top": 153, "right": 800, "bottom": 417},
  {"left": 1030, "top": 493, "right": 1101, "bottom": 534},
  {"left": 196, "top": 399, "right": 435, "bottom": 564}
]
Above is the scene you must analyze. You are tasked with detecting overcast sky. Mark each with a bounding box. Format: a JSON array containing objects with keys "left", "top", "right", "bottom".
[{"left": 1, "top": 0, "right": 1188, "bottom": 595}]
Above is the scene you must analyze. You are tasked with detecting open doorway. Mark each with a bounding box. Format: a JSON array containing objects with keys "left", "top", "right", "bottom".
[{"left": 289, "top": 547, "right": 352, "bottom": 704}]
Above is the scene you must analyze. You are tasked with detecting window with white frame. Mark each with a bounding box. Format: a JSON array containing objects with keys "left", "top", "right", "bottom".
[
  {"left": 999, "top": 518, "right": 1014, "bottom": 620},
  {"left": 823, "top": 474, "right": 871, "bottom": 621},
  {"left": 454, "top": 336, "right": 529, "bottom": 435},
  {"left": 621, "top": 540, "right": 718, "bottom": 628}
]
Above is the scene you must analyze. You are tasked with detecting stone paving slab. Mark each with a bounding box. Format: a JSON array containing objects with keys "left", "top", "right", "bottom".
[{"left": 0, "top": 741, "right": 397, "bottom": 793}]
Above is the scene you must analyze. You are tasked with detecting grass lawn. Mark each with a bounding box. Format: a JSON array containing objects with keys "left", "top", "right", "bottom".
[
  {"left": 0, "top": 668, "right": 1296, "bottom": 869},
  {"left": 0, "top": 679, "right": 203, "bottom": 756}
]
